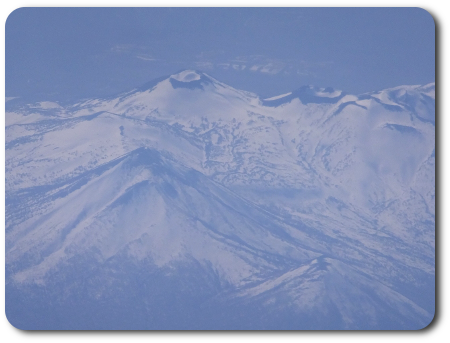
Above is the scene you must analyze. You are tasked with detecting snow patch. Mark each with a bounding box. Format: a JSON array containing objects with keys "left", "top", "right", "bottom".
[
  {"left": 170, "top": 70, "right": 201, "bottom": 82},
  {"left": 315, "top": 89, "right": 342, "bottom": 98},
  {"left": 30, "top": 101, "right": 63, "bottom": 110},
  {"left": 264, "top": 92, "right": 292, "bottom": 101}
]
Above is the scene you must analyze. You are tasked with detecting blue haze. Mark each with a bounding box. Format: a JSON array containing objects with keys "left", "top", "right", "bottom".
[{"left": 6, "top": 7, "right": 434, "bottom": 101}]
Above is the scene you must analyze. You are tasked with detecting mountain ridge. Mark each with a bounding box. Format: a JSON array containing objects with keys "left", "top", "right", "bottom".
[{"left": 5, "top": 70, "right": 435, "bottom": 329}]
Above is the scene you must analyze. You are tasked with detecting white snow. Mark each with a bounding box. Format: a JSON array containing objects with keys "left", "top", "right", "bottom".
[
  {"left": 315, "top": 89, "right": 342, "bottom": 98},
  {"left": 30, "top": 101, "right": 63, "bottom": 109},
  {"left": 5, "top": 73, "right": 435, "bottom": 327},
  {"left": 264, "top": 92, "right": 292, "bottom": 101},
  {"left": 5, "top": 111, "right": 52, "bottom": 126},
  {"left": 170, "top": 70, "right": 201, "bottom": 82}
]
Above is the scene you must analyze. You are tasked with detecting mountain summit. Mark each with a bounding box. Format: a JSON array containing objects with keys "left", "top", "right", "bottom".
[{"left": 5, "top": 73, "right": 435, "bottom": 330}]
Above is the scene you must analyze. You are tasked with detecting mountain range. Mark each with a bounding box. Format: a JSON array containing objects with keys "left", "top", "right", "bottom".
[{"left": 5, "top": 70, "right": 435, "bottom": 330}]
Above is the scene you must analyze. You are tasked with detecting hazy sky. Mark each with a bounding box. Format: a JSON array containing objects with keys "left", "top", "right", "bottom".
[{"left": 6, "top": 7, "right": 435, "bottom": 101}]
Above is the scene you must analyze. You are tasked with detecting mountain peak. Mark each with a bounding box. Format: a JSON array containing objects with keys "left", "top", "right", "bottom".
[
  {"left": 132, "top": 70, "right": 210, "bottom": 94},
  {"left": 170, "top": 70, "right": 202, "bottom": 82},
  {"left": 168, "top": 69, "right": 213, "bottom": 91}
]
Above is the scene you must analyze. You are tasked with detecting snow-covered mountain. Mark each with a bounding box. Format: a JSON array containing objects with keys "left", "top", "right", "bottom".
[{"left": 5, "top": 70, "right": 435, "bottom": 330}]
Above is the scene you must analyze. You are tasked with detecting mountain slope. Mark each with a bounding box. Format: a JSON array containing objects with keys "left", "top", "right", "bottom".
[{"left": 5, "top": 70, "right": 435, "bottom": 329}]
